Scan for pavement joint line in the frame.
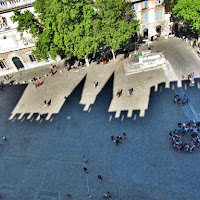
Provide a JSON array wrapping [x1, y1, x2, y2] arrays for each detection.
[[192, 49, 200, 60], [0, 184, 16, 188], [37, 163, 50, 198], [5, 156, 32, 160], [39, 194, 56, 199], [58, 191, 61, 200], [85, 173, 90, 196], [4, 156, 84, 165], [16, 159, 33, 196]]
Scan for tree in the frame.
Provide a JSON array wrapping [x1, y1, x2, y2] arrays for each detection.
[[11, 0, 139, 64], [95, 0, 139, 60], [68, 1, 100, 66], [11, 9, 42, 37], [172, 0, 200, 32], [12, 0, 100, 65]]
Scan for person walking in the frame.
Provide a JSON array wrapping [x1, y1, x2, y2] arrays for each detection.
[[128, 88, 134, 95], [103, 193, 108, 198], [116, 139, 119, 146], [64, 96, 69, 102], [116, 89, 122, 98], [43, 100, 47, 107], [88, 194, 92, 199], [98, 175, 102, 180], [37, 81, 41, 87], [123, 132, 127, 139], [107, 192, 112, 199], [93, 82, 98, 88], [47, 100, 51, 107], [182, 94, 189, 106], [83, 167, 88, 173], [111, 136, 114, 140], [83, 155, 88, 163], [2, 136, 7, 141]]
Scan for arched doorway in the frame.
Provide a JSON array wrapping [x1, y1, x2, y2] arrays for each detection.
[[156, 25, 161, 36], [12, 57, 24, 70], [143, 28, 148, 39]]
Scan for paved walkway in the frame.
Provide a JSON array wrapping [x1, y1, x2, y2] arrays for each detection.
[[1, 37, 200, 122], [0, 37, 200, 200]]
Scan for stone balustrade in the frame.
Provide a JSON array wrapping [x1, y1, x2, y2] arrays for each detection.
[[0, 0, 35, 12]]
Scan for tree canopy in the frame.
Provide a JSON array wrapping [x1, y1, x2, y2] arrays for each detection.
[[95, 0, 139, 60], [172, 0, 200, 32], [11, 0, 139, 65]]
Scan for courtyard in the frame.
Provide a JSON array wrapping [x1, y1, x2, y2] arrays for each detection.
[[0, 37, 200, 200]]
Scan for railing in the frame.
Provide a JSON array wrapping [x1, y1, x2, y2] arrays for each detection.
[[0, 0, 35, 12]]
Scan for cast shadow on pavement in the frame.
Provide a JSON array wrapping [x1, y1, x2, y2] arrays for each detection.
[[5, 74, 200, 123]]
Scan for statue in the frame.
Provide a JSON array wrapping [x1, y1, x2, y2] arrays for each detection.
[[0, 16, 8, 29]]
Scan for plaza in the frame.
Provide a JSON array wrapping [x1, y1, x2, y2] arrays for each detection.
[[0, 37, 200, 200]]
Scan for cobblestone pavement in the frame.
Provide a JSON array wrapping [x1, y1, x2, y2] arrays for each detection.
[[0, 37, 200, 200]]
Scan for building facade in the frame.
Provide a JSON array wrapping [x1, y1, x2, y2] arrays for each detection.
[[0, 0, 171, 76], [129, 0, 171, 39], [0, 0, 60, 76]]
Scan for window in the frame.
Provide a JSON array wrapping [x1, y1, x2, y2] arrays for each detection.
[[142, 12, 148, 24], [28, 54, 36, 62], [156, 0, 164, 5], [156, 9, 162, 21], [134, 3, 138, 10], [0, 61, 6, 69], [142, 0, 148, 9]]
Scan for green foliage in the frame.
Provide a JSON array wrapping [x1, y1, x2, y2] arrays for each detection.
[[95, 0, 139, 56], [172, 0, 200, 31], [11, 0, 139, 62], [11, 9, 42, 36]]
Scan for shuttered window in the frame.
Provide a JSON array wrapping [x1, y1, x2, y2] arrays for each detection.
[[28, 54, 36, 62], [142, 12, 148, 24], [0, 61, 6, 69], [156, 9, 162, 21]]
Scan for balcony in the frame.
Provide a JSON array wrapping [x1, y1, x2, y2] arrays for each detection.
[[0, 0, 35, 13]]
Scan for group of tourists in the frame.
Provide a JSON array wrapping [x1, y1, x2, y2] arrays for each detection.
[[181, 36, 199, 48], [43, 99, 51, 108], [169, 121, 200, 152], [181, 36, 200, 58], [174, 94, 189, 106], [116, 88, 134, 98], [111, 133, 127, 146]]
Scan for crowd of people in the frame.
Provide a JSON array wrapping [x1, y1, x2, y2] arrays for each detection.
[[111, 133, 127, 146], [181, 36, 200, 58], [169, 121, 200, 152]]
